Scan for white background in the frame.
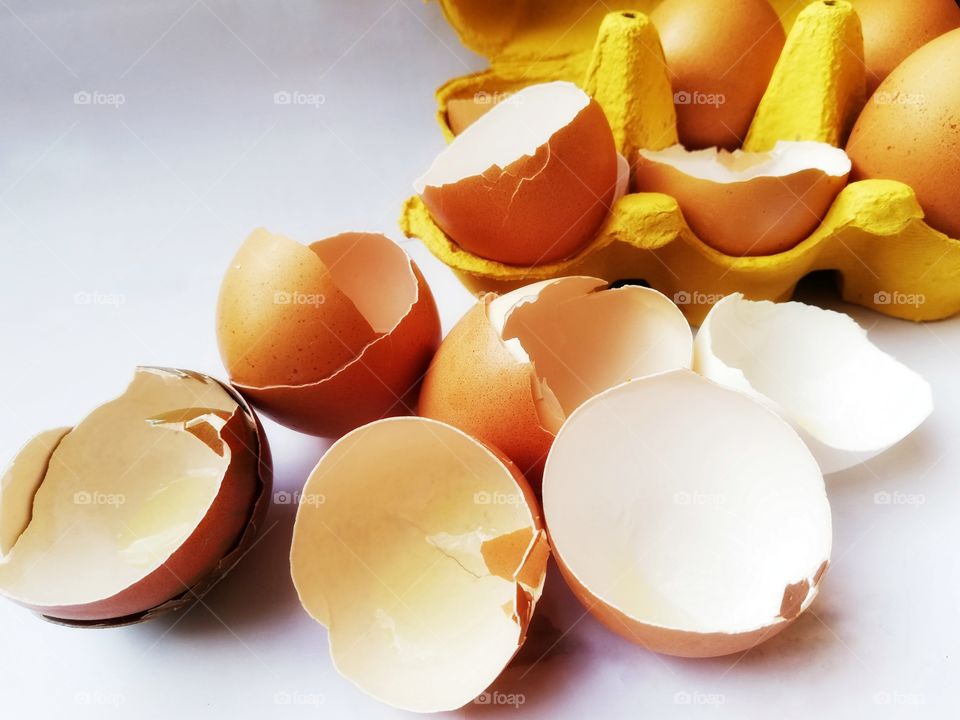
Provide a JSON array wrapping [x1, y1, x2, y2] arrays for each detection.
[[1, 1, 958, 718]]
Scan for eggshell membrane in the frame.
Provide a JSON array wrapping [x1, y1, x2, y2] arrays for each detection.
[[543, 370, 831, 657], [225, 231, 441, 438], [0, 368, 264, 622], [651, 0, 785, 150], [847, 28, 960, 240], [419, 276, 693, 481], [217, 228, 378, 388], [416, 81, 619, 266], [694, 294, 933, 474], [290, 417, 548, 713], [851, 0, 960, 95], [635, 140, 851, 256]]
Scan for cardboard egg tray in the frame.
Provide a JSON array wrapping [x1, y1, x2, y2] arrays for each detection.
[[400, 0, 960, 324]]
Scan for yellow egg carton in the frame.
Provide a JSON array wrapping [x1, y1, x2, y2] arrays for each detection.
[[400, 0, 960, 324]]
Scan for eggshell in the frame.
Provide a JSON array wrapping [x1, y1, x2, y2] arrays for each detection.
[[694, 294, 933, 474], [651, 0, 785, 150], [543, 369, 831, 657], [0, 367, 271, 625], [635, 140, 851, 255], [217, 230, 441, 437], [415, 81, 619, 265], [852, 0, 960, 95], [419, 277, 693, 481], [290, 417, 548, 713], [847, 28, 960, 240]]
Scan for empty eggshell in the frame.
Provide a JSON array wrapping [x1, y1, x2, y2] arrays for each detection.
[[543, 369, 831, 658], [414, 81, 620, 266], [217, 229, 441, 437], [635, 140, 851, 256], [290, 417, 549, 713], [0, 367, 271, 626], [694, 294, 933, 474], [418, 276, 693, 481]]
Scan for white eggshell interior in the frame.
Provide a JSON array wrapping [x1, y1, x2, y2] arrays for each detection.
[[0, 368, 239, 606], [544, 370, 831, 635], [488, 277, 693, 425], [414, 80, 590, 192], [638, 140, 851, 182], [290, 417, 547, 714], [694, 294, 934, 474]]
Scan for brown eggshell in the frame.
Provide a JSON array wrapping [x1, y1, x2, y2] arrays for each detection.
[[238, 261, 440, 438], [418, 83, 619, 266], [635, 142, 850, 256], [419, 299, 554, 481], [552, 551, 826, 657], [852, 0, 960, 95], [220, 231, 441, 437], [847, 27, 960, 240], [217, 229, 378, 388], [0, 368, 272, 626], [652, 0, 786, 150]]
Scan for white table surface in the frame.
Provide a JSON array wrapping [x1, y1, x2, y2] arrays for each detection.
[[1, 2, 957, 718]]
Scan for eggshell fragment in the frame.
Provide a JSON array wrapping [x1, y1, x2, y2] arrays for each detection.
[[415, 81, 619, 265], [544, 370, 831, 657], [217, 230, 441, 437], [419, 277, 693, 481], [635, 140, 851, 256], [290, 417, 548, 713], [0, 367, 271, 626], [694, 294, 933, 474]]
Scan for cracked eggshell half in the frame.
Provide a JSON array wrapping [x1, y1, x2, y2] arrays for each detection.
[[635, 140, 851, 256], [414, 81, 620, 266], [217, 229, 441, 438], [0, 367, 271, 626], [694, 294, 933, 474], [290, 417, 549, 713], [418, 276, 693, 481], [543, 369, 831, 657]]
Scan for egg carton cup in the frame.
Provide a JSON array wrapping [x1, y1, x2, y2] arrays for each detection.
[[401, 0, 960, 324]]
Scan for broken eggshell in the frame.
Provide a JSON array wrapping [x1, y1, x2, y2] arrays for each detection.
[[418, 276, 693, 481], [694, 294, 933, 474], [290, 417, 549, 713], [415, 81, 622, 266], [635, 141, 851, 256], [543, 369, 831, 657], [0, 367, 271, 627], [217, 229, 441, 438]]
